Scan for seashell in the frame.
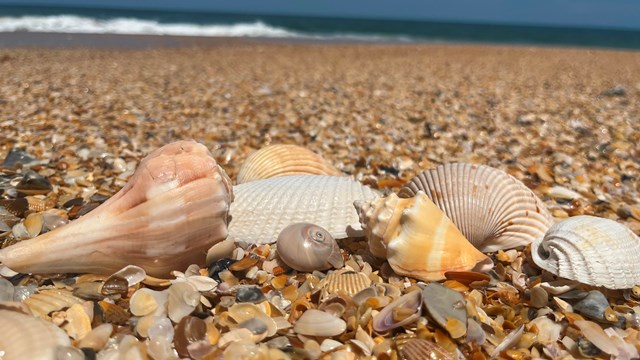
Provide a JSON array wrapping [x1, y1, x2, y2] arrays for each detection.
[[397, 338, 455, 360], [236, 144, 342, 184], [531, 215, 640, 289], [0, 140, 234, 277], [293, 309, 347, 336], [356, 192, 493, 281], [0, 309, 71, 359], [0, 196, 47, 217], [23, 289, 84, 319], [321, 270, 372, 296], [229, 175, 378, 244], [372, 289, 422, 332], [16, 171, 52, 195], [276, 222, 344, 272], [76, 323, 113, 351], [398, 163, 553, 252], [422, 283, 467, 338], [168, 281, 200, 323], [174, 316, 208, 358], [573, 290, 610, 322]]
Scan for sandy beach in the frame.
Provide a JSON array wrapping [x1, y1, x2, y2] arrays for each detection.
[[1, 38, 640, 358]]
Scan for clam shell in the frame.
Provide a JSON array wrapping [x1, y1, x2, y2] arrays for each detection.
[[397, 338, 455, 360], [276, 223, 344, 272], [229, 175, 379, 244], [236, 144, 342, 184], [0, 309, 71, 360], [0, 141, 234, 277], [321, 270, 372, 295], [293, 309, 347, 336], [531, 215, 640, 289], [399, 163, 553, 252], [356, 191, 493, 281], [372, 290, 422, 332], [23, 289, 84, 319]]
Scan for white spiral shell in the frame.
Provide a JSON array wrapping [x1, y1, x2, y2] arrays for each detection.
[[399, 162, 553, 252], [531, 215, 640, 289], [228, 175, 379, 244]]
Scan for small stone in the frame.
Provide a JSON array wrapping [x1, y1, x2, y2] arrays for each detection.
[[2, 147, 36, 168], [574, 290, 609, 322], [13, 284, 38, 302], [147, 316, 174, 342], [529, 287, 548, 308], [236, 286, 267, 303], [208, 258, 237, 281], [0, 278, 14, 301]]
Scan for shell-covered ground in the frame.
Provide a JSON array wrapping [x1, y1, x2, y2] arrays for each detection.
[[1, 41, 640, 359]]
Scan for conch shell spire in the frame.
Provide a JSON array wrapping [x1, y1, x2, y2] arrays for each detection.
[[0, 140, 233, 277]]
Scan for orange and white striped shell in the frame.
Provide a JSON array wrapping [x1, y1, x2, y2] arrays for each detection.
[[355, 191, 493, 282], [398, 163, 553, 252], [236, 144, 342, 184]]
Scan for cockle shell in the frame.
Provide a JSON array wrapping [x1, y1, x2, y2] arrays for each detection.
[[531, 215, 640, 289], [0, 309, 71, 360], [236, 144, 342, 184], [0, 140, 234, 277], [293, 309, 347, 336], [276, 223, 344, 272], [356, 191, 493, 281], [398, 162, 553, 252], [229, 175, 378, 244]]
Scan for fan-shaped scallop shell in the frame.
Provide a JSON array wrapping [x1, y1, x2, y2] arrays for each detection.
[[531, 215, 640, 289], [321, 270, 372, 295], [0, 309, 71, 360], [236, 144, 342, 184], [356, 191, 493, 281], [23, 289, 84, 319], [228, 175, 379, 244], [399, 162, 553, 252]]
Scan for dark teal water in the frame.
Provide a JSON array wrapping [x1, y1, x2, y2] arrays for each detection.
[[2, 5, 640, 49]]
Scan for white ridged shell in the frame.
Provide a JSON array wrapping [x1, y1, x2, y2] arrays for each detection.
[[0, 309, 71, 360], [236, 144, 342, 184], [228, 175, 379, 244], [531, 215, 640, 289], [399, 162, 553, 252]]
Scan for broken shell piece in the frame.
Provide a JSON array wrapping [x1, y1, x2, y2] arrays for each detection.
[[422, 283, 467, 338], [0, 309, 71, 359], [293, 309, 347, 336], [532, 216, 640, 289], [23, 289, 84, 319], [229, 175, 378, 244], [373, 289, 422, 332], [168, 281, 200, 322], [397, 338, 455, 360], [0, 140, 234, 277], [277, 223, 344, 272], [356, 191, 493, 281], [398, 163, 553, 252], [236, 144, 342, 184]]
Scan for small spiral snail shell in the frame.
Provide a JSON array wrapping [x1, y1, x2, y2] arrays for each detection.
[[276, 223, 344, 272]]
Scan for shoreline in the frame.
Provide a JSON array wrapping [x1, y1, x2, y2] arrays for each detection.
[[0, 32, 639, 53]]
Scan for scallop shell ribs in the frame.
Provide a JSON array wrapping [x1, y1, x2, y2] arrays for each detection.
[[531, 215, 640, 289], [0, 140, 233, 277], [228, 175, 379, 244], [236, 144, 342, 184], [356, 191, 493, 281], [399, 162, 553, 252]]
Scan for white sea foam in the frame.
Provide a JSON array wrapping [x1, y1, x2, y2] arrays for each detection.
[[0, 14, 412, 42], [0, 15, 299, 37]]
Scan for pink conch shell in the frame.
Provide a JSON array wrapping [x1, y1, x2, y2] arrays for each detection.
[[0, 140, 233, 277]]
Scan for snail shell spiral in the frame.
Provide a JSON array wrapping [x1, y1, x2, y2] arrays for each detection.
[[276, 223, 344, 272]]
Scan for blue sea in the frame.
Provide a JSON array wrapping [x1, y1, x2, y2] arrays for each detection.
[[1, 5, 640, 49]]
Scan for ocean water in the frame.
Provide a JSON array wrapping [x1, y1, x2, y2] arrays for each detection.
[[1, 5, 640, 49]]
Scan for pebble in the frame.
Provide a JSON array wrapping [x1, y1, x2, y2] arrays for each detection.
[[236, 286, 267, 303], [573, 290, 609, 322], [208, 258, 238, 281], [0, 278, 14, 301]]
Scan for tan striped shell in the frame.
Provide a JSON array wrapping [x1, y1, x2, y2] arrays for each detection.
[[236, 144, 342, 184], [399, 162, 553, 252], [228, 175, 379, 244], [397, 338, 455, 360], [321, 270, 372, 295]]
